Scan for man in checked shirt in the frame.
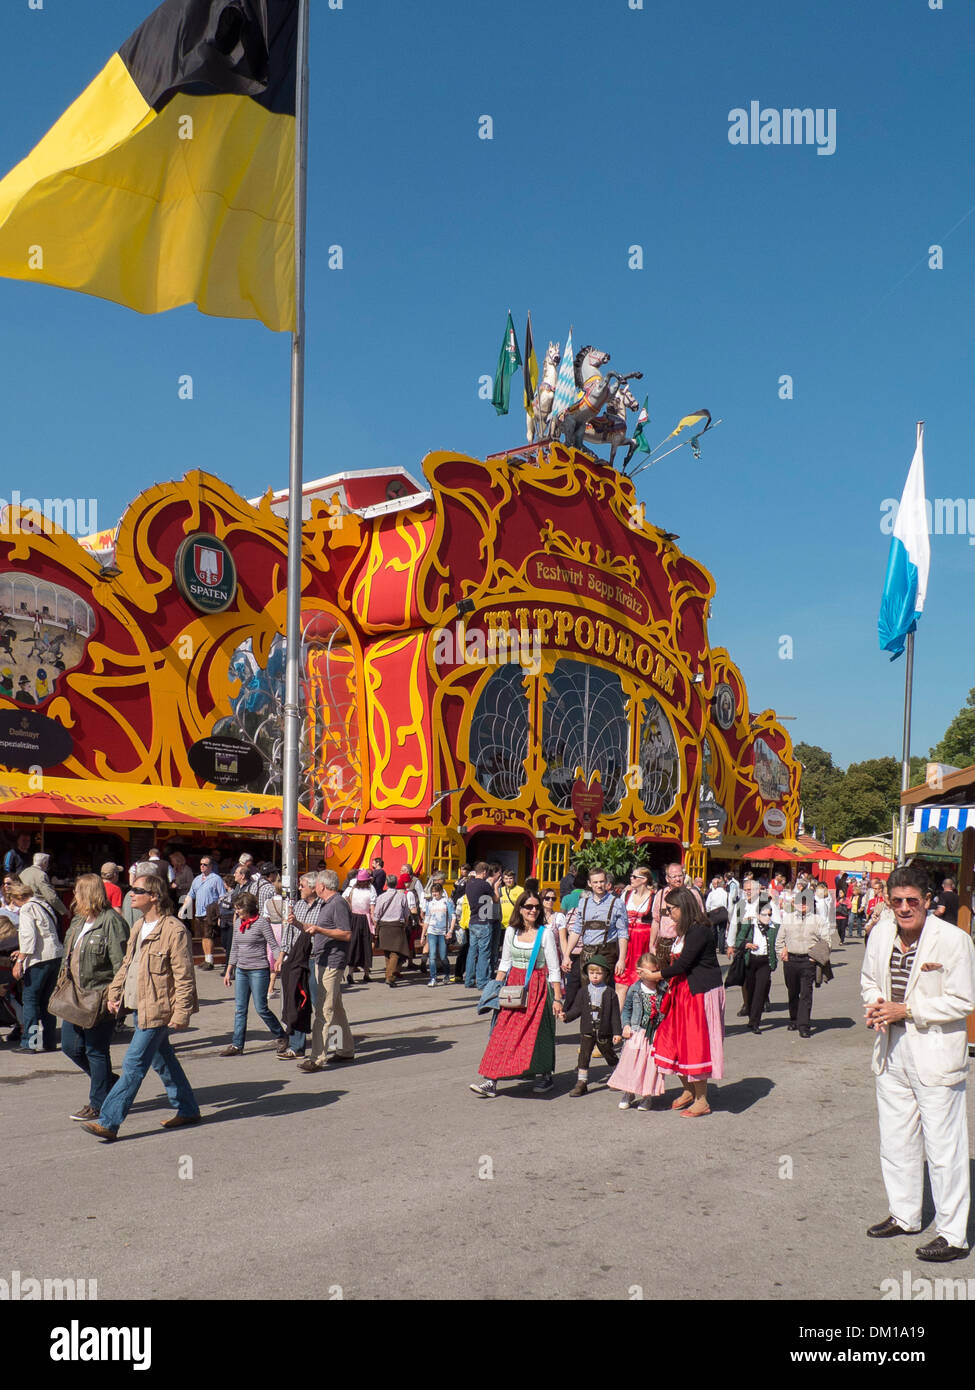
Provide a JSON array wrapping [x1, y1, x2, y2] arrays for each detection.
[[275, 874, 321, 1060]]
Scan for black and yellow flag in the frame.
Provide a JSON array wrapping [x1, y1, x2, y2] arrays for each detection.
[[0, 0, 298, 331]]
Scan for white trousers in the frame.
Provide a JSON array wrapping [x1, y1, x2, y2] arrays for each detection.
[[876, 1026, 970, 1248]]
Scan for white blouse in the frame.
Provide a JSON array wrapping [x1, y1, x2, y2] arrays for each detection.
[[499, 925, 562, 982]]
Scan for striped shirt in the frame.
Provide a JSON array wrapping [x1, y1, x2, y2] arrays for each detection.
[[890, 939, 917, 1003]]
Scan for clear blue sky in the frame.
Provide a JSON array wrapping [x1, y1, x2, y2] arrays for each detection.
[[0, 0, 970, 771]]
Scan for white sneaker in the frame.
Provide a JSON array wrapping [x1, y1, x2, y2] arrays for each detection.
[[426, 980, 437, 987], [469, 1080, 496, 1098], [636, 1097, 653, 1111], [532, 1075, 554, 1093], [618, 1093, 634, 1110]]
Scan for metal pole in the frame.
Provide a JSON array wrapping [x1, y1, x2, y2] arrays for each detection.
[[281, 0, 310, 896], [897, 629, 915, 865]]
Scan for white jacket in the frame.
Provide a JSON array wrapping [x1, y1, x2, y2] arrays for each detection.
[[860, 913, 975, 1087]]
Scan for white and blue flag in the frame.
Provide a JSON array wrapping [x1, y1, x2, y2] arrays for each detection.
[[878, 422, 930, 659], [550, 328, 580, 421]]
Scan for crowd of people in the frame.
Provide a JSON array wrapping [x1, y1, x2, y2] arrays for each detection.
[[4, 839, 972, 1266]]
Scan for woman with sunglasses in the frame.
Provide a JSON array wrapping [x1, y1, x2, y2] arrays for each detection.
[[470, 892, 563, 1098]]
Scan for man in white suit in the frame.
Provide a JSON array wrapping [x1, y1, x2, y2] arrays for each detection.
[[861, 864, 975, 1262]]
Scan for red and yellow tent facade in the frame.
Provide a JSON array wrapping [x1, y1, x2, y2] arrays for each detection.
[[0, 444, 800, 884]]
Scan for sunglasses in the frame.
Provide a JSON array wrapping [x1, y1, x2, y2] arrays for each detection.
[[521, 904, 541, 912], [130, 889, 151, 896], [891, 896, 923, 908], [542, 894, 555, 900]]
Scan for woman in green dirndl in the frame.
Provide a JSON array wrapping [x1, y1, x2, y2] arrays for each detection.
[[470, 892, 564, 1098]]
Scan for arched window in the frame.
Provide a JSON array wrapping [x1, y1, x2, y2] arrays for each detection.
[[470, 665, 530, 801], [541, 660, 628, 813], [637, 696, 680, 816]]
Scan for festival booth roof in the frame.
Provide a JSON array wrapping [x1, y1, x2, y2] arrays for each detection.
[[0, 773, 321, 832], [743, 844, 807, 863], [910, 805, 975, 834], [709, 835, 811, 860]]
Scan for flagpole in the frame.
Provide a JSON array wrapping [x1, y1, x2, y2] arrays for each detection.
[[282, 0, 310, 898], [897, 628, 915, 866]]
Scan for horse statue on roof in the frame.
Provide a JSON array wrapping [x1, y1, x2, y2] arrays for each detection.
[[584, 371, 644, 467], [527, 341, 561, 443], [553, 344, 611, 450]]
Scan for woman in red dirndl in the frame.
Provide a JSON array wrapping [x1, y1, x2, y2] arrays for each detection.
[[616, 866, 654, 1006], [648, 887, 725, 1118]]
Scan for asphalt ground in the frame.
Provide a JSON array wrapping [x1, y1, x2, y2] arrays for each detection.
[[3, 938, 974, 1304]]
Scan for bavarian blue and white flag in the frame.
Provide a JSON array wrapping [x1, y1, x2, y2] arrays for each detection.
[[878, 422, 930, 659], [550, 328, 580, 420]]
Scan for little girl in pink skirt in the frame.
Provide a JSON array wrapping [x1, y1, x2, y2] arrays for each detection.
[[608, 953, 667, 1111]]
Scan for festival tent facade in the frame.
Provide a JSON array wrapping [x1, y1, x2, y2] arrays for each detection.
[[0, 444, 800, 885]]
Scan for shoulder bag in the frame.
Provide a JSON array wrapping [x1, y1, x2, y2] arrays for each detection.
[[498, 928, 546, 1010]]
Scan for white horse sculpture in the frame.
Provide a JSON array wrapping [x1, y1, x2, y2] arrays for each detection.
[[554, 345, 611, 450], [528, 341, 561, 442], [584, 371, 644, 467]]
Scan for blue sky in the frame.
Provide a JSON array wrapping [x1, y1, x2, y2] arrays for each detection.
[[0, 0, 970, 770]]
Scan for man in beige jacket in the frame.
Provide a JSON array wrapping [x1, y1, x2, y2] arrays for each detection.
[[82, 873, 200, 1142]]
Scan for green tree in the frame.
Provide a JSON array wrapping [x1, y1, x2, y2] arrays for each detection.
[[793, 742, 843, 836], [929, 688, 975, 768], [575, 836, 649, 882], [820, 757, 901, 843]]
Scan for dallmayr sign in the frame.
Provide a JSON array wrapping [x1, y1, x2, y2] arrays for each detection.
[[175, 534, 237, 614]]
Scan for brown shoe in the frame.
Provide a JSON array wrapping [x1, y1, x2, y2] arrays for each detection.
[[297, 1059, 324, 1072], [160, 1113, 202, 1129], [568, 1081, 588, 1097], [69, 1104, 98, 1122], [275, 1036, 291, 1055], [80, 1121, 118, 1142], [219, 1045, 242, 1057]]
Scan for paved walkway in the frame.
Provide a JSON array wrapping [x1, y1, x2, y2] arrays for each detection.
[[3, 942, 971, 1300]]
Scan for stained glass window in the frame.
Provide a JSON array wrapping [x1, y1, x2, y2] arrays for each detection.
[[470, 665, 530, 800], [541, 660, 628, 813], [637, 695, 680, 816]]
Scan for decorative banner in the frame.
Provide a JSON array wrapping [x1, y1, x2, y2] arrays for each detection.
[[175, 533, 237, 614], [571, 772, 604, 826], [763, 806, 787, 835], [187, 736, 264, 789], [0, 708, 73, 769]]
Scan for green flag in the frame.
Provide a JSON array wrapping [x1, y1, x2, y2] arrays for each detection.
[[632, 397, 651, 453], [491, 310, 522, 415]]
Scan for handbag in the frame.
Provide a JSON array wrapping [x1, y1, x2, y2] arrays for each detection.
[[498, 928, 545, 1009], [49, 971, 107, 1028], [725, 948, 747, 989]]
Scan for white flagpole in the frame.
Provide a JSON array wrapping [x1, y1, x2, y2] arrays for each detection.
[[282, 0, 310, 897]]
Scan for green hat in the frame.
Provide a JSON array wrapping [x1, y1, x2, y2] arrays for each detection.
[[586, 954, 611, 971]]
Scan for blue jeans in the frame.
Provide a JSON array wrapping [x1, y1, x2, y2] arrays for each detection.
[[465, 924, 493, 989], [99, 1012, 198, 1131], [62, 1014, 117, 1110], [233, 967, 285, 1050], [20, 958, 59, 1050], [427, 934, 448, 980]]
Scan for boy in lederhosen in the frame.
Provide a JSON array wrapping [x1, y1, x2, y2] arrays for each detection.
[[562, 955, 622, 1096]]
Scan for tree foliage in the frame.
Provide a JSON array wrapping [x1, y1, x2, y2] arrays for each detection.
[[574, 836, 650, 882], [795, 742, 926, 844], [929, 688, 975, 768]]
